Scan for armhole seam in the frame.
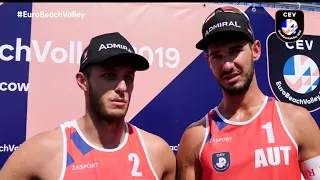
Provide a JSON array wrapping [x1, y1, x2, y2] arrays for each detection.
[[58, 124, 67, 180], [199, 114, 209, 163], [134, 126, 159, 180], [275, 101, 299, 151]]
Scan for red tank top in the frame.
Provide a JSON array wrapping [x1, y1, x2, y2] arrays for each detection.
[[200, 96, 302, 180], [57, 120, 158, 180]]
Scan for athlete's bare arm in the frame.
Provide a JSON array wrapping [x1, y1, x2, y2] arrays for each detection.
[[139, 129, 176, 180], [0, 128, 63, 180], [279, 102, 320, 171], [176, 118, 206, 180]]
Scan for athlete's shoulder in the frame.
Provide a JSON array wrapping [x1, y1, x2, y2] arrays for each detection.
[[0, 124, 63, 179], [176, 116, 208, 179], [133, 125, 176, 179], [181, 116, 207, 143], [177, 116, 208, 159], [187, 116, 207, 130], [134, 126, 173, 154], [277, 100, 313, 122], [12, 125, 63, 161], [277, 100, 318, 145]]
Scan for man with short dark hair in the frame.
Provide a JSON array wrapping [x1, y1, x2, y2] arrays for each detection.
[[0, 32, 176, 180], [177, 6, 320, 180]]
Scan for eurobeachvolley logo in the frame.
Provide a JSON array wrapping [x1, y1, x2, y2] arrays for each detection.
[[267, 33, 320, 112], [275, 10, 304, 43]]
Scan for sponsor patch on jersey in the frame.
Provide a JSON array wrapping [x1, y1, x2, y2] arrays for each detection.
[[212, 152, 231, 172]]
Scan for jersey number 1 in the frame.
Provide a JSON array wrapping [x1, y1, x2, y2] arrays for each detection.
[[128, 153, 143, 177], [262, 122, 275, 144]]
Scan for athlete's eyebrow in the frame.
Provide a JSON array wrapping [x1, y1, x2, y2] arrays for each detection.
[[209, 45, 244, 56], [101, 67, 135, 76], [101, 67, 117, 72], [229, 45, 244, 50]]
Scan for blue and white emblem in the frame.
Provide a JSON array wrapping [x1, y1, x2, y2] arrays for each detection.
[[212, 152, 231, 172]]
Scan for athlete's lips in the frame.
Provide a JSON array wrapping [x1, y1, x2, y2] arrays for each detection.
[[222, 72, 241, 79], [110, 99, 127, 106], [221, 71, 241, 84], [112, 99, 126, 103]]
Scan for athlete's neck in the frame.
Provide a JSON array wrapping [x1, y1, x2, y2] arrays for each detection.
[[77, 112, 127, 149], [218, 77, 266, 121]]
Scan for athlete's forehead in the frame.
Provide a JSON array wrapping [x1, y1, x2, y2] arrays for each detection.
[[207, 39, 249, 54], [90, 62, 136, 74]]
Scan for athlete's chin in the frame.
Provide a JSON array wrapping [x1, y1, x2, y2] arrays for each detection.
[[221, 81, 242, 89], [107, 109, 128, 118], [220, 82, 248, 94]]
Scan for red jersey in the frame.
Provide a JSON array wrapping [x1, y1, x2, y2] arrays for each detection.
[[58, 120, 158, 180], [199, 96, 302, 180]]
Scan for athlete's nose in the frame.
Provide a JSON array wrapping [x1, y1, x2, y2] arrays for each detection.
[[222, 61, 235, 73], [115, 80, 127, 93]]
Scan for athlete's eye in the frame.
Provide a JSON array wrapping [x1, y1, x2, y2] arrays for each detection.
[[104, 72, 117, 80], [124, 75, 134, 82], [230, 49, 241, 54]]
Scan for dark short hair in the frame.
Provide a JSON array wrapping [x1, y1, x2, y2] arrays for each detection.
[[81, 65, 92, 78]]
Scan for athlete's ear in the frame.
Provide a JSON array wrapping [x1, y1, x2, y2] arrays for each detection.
[[252, 40, 261, 62], [76, 71, 89, 92]]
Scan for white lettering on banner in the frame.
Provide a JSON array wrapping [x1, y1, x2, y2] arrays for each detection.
[[285, 40, 313, 50], [132, 46, 180, 68], [18, 10, 85, 19], [276, 81, 320, 105], [277, 30, 302, 41], [0, 38, 180, 68], [0, 144, 20, 152], [0, 38, 83, 64], [0, 82, 29, 92], [170, 144, 179, 151], [283, 12, 296, 18], [205, 21, 241, 36]]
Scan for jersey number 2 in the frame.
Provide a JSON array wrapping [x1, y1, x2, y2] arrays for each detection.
[[262, 122, 275, 144], [128, 153, 143, 177]]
